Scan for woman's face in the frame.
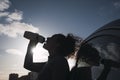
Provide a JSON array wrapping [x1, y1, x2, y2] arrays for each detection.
[[43, 35, 60, 51]]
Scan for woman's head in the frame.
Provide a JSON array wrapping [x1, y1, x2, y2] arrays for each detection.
[[43, 33, 78, 56], [77, 44, 101, 66]]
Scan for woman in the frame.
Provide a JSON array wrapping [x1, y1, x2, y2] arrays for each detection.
[[70, 43, 118, 80], [70, 44, 101, 80], [24, 33, 78, 80]]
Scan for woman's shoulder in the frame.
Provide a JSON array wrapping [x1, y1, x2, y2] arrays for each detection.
[[54, 56, 67, 63]]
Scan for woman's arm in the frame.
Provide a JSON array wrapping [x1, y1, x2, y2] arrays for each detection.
[[97, 59, 112, 80], [24, 40, 46, 72]]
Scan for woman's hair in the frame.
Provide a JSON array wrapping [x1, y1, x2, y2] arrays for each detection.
[[52, 33, 82, 56]]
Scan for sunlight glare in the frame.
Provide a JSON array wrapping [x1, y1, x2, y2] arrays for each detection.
[[32, 43, 49, 62], [68, 58, 76, 70]]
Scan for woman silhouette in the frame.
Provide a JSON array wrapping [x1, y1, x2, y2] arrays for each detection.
[[70, 44, 101, 80], [70, 43, 120, 80], [24, 33, 78, 80]]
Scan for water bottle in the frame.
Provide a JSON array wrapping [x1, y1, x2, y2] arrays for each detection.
[[24, 31, 45, 43]]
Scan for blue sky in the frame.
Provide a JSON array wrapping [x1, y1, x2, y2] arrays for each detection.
[[0, 0, 120, 80]]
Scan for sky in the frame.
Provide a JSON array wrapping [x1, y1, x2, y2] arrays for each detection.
[[0, 0, 120, 80]]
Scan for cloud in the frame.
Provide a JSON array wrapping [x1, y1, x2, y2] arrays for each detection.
[[113, 1, 120, 8], [7, 10, 23, 22], [0, 0, 10, 11], [0, 12, 9, 17], [6, 49, 24, 56], [0, 21, 39, 37], [0, 0, 40, 38]]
